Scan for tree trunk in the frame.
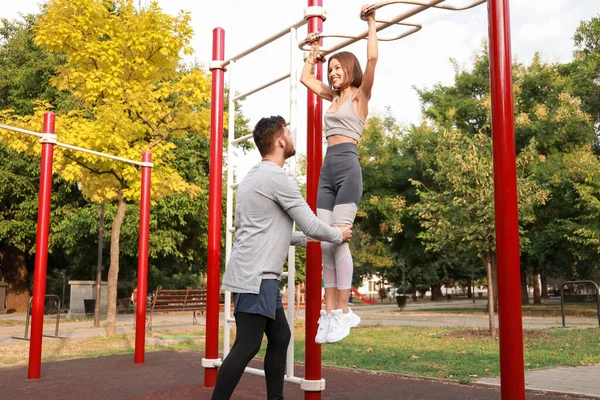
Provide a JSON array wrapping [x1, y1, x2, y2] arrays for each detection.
[[491, 252, 498, 312], [467, 278, 472, 299], [521, 267, 529, 305], [411, 284, 418, 302], [541, 275, 548, 299], [533, 261, 542, 305], [105, 196, 127, 336], [482, 252, 496, 336], [1, 246, 31, 312], [430, 283, 443, 301]]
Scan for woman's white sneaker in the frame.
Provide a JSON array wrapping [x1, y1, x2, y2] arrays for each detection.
[[348, 307, 361, 328], [315, 310, 331, 344], [326, 309, 352, 343]]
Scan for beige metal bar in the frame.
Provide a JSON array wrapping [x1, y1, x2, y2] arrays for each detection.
[[233, 73, 290, 102], [221, 17, 308, 68], [361, 0, 487, 19]]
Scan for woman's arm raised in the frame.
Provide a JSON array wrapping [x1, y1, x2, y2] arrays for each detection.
[[300, 34, 335, 102]]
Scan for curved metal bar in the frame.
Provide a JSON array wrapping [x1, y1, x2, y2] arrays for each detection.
[[373, 20, 422, 41], [360, 0, 487, 20], [560, 280, 600, 328], [13, 295, 64, 341], [301, 0, 449, 55], [298, 21, 421, 50]]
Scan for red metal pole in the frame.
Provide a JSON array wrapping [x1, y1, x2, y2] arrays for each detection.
[[135, 151, 152, 364], [487, 0, 525, 398], [27, 112, 55, 379], [305, 1, 324, 399], [204, 27, 225, 388]]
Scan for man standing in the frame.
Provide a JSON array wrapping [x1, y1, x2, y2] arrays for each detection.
[[211, 116, 352, 400]]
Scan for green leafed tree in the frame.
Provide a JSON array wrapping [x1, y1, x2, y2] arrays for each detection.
[[410, 130, 548, 334], [0, 0, 214, 335]]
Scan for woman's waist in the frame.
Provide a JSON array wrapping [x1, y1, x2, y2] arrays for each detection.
[[325, 140, 359, 156], [326, 134, 359, 146], [325, 128, 361, 143]]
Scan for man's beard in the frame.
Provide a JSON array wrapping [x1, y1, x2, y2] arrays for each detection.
[[284, 142, 296, 158]]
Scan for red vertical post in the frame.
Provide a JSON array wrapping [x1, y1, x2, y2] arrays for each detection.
[[305, 1, 324, 399], [27, 112, 55, 379], [204, 27, 225, 388], [135, 151, 152, 364], [487, 0, 525, 399]]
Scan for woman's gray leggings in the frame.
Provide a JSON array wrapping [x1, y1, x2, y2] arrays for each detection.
[[317, 142, 362, 291]]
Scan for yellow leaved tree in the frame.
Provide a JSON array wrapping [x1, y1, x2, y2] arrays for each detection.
[[0, 0, 213, 335]]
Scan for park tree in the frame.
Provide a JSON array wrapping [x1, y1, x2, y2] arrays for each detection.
[[354, 113, 406, 284], [0, 14, 76, 116], [0, 0, 213, 335], [416, 46, 597, 303], [565, 15, 600, 133], [557, 146, 600, 270], [410, 130, 548, 334], [0, 14, 91, 311]]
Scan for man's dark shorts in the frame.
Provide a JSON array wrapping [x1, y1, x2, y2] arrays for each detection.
[[233, 279, 282, 320]]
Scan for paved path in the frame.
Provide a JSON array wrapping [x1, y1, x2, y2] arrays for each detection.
[[477, 364, 600, 399], [0, 351, 593, 400], [2, 299, 599, 398]]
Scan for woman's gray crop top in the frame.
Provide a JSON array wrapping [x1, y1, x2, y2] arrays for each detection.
[[324, 95, 365, 142]]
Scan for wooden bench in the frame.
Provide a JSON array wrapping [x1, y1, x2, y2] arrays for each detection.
[[147, 286, 223, 330]]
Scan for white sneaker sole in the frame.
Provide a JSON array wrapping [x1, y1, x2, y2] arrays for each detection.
[[350, 313, 360, 328], [315, 334, 328, 344], [326, 327, 350, 343]]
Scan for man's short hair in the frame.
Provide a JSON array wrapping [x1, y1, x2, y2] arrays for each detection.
[[253, 115, 286, 156]]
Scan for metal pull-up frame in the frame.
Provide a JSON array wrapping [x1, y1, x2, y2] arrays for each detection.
[[205, 1, 524, 399], [1, 115, 153, 379], [202, 15, 306, 391]]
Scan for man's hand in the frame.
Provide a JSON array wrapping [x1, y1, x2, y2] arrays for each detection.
[[336, 225, 353, 243]]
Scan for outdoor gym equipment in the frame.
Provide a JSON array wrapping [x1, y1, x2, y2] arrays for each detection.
[[0, 115, 153, 379], [203, 0, 526, 399], [11, 295, 66, 341]]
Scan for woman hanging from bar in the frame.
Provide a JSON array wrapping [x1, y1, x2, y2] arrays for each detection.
[[300, 4, 378, 344]]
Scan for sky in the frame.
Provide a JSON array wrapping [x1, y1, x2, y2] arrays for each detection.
[[2, 0, 599, 179]]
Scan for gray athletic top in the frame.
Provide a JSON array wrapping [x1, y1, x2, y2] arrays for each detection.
[[324, 95, 365, 142], [221, 161, 343, 294]]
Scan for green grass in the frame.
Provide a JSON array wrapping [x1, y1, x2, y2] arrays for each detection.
[[395, 303, 599, 318], [257, 325, 600, 383], [2, 322, 599, 384], [0, 320, 23, 327], [0, 316, 95, 328]]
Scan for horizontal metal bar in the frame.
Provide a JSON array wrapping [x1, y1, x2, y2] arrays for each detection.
[[226, 317, 235, 323], [57, 142, 153, 168], [244, 366, 303, 385], [233, 73, 290, 102], [211, 361, 301, 385], [0, 123, 44, 138], [231, 133, 253, 145], [221, 18, 308, 68], [0, 124, 153, 167]]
